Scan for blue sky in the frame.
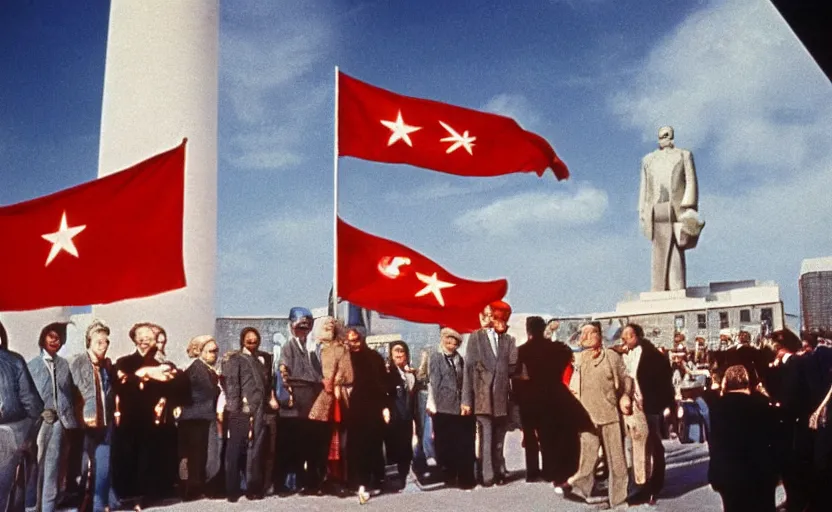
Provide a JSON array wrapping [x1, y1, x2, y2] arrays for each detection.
[[2, 0, 831, 320]]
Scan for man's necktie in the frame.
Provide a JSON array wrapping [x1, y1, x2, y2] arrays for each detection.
[[47, 358, 59, 410], [92, 363, 104, 426]]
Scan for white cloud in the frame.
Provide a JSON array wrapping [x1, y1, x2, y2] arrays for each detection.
[[611, 0, 832, 177], [383, 179, 503, 204], [220, 1, 334, 171], [482, 94, 542, 131], [453, 184, 609, 236]]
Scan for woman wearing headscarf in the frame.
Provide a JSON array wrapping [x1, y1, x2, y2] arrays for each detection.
[[178, 335, 221, 501], [384, 340, 417, 490], [307, 316, 353, 496]]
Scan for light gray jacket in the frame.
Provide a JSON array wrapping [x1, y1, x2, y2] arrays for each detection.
[[27, 352, 78, 429]]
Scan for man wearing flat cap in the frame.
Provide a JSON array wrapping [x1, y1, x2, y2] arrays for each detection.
[[427, 327, 476, 490], [462, 300, 518, 487]]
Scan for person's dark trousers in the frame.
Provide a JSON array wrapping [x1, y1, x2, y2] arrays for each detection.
[[346, 420, 385, 491], [260, 413, 278, 493], [158, 423, 179, 499], [178, 420, 210, 500], [224, 412, 265, 500], [275, 417, 302, 492], [718, 485, 776, 512], [786, 423, 814, 512], [301, 419, 331, 491], [385, 419, 414, 483], [549, 422, 580, 485], [645, 414, 666, 496], [519, 406, 543, 480], [433, 413, 476, 489], [64, 428, 86, 502], [113, 425, 165, 507]]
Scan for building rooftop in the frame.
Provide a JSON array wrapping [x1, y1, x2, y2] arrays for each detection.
[[800, 256, 832, 276], [593, 280, 781, 319]]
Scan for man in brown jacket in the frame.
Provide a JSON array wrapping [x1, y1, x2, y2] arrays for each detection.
[[568, 321, 632, 510]]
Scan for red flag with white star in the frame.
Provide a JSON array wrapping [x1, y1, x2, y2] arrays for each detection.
[[0, 141, 187, 311], [337, 217, 507, 332], [337, 71, 569, 180]]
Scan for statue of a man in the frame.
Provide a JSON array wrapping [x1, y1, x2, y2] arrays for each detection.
[[638, 126, 704, 291]]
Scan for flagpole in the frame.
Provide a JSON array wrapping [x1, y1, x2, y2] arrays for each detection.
[[332, 65, 340, 321]]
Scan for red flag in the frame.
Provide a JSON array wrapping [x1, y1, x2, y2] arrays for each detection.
[[0, 141, 187, 311], [337, 217, 507, 332], [338, 71, 569, 180]]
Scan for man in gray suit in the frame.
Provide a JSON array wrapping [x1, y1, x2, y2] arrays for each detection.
[[221, 327, 269, 502], [27, 322, 79, 512], [462, 301, 517, 487]]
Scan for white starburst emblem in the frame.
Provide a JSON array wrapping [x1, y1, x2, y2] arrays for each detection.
[[439, 121, 476, 155]]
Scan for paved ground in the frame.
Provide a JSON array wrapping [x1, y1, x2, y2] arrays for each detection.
[[145, 431, 783, 511]]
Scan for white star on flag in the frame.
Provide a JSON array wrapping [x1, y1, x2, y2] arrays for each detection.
[[414, 271, 456, 307], [380, 110, 422, 147], [439, 121, 476, 155], [41, 211, 87, 267]]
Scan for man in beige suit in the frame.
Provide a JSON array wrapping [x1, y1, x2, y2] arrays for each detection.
[[568, 322, 632, 510]]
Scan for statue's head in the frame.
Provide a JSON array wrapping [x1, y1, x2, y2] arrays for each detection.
[[658, 126, 674, 149]]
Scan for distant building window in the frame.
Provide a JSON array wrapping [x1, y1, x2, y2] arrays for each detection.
[[740, 309, 751, 323], [719, 312, 729, 329], [674, 315, 685, 330], [697, 314, 707, 329], [761, 308, 773, 322]]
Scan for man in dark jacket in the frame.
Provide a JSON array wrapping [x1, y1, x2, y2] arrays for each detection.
[[761, 329, 808, 512], [1, 321, 44, 512], [708, 365, 778, 512], [345, 327, 390, 504], [221, 327, 269, 502], [621, 323, 675, 506], [514, 316, 581, 484]]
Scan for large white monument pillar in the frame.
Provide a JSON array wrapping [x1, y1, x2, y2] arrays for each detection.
[[93, 0, 219, 363]]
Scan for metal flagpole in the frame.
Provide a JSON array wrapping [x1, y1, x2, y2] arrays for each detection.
[[332, 65, 340, 321]]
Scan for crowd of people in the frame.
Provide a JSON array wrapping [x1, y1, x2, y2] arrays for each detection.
[[2, 305, 832, 511]]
